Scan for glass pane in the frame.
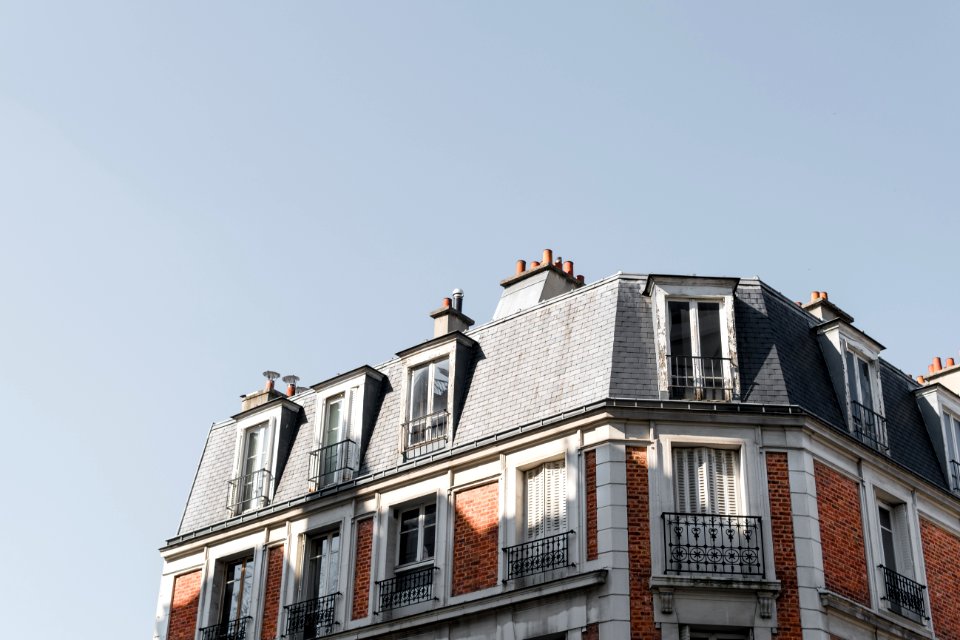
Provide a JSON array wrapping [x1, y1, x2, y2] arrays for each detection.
[[432, 359, 449, 414], [240, 560, 253, 617], [859, 359, 873, 408], [324, 397, 342, 444], [244, 429, 262, 475], [328, 534, 340, 594], [878, 507, 897, 571], [410, 366, 430, 420], [669, 301, 692, 356], [398, 508, 420, 564], [697, 303, 722, 360], [422, 504, 436, 559], [845, 352, 858, 404]]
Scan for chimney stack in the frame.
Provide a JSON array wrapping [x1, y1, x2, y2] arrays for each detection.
[[921, 350, 960, 395], [282, 375, 300, 397], [802, 289, 853, 323], [240, 371, 284, 412], [493, 248, 585, 320], [430, 289, 474, 338]]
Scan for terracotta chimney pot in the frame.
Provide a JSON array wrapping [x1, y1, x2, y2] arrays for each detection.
[[563, 261, 574, 275], [516, 259, 526, 275], [442, 297, 451, 309], [947, 358, 956, 367], [810, 291, 819, 303], [529, 261, 540, 270], [542, 249, 553, 265], [933, 357, 943, 372]]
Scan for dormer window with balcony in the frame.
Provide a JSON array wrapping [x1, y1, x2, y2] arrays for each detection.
[[396, 297, 477, 461], [226, 372, 302, 517], [914, 367, 960, 496], [645, 276, 740, 402], [308, 365, 383, 492], [845, 349, 887, 453]]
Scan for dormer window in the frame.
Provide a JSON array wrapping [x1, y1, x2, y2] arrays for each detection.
[[310, 391, 359, 490], [943, 411, 960, 493], [230, 423, 272, 515], [843, 348, 888, 453], [645, 276, 740, 402], [404, 358, 449, 457]]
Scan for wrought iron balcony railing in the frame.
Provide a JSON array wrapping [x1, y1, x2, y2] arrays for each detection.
[[376, 566, 437, 612], [227, 468, 272, 516], [879, 565, 926, 619], [283, 593, 339, 639], [308, 440, 358, 490], [663, 512, 763, 575], [850, 401, 889, 454], [667, 355, 735, 401], [199, 617, 252, 640], [950, 459, 960, 494], [401, 410, 448, 458], [503, 530, 573, 581]]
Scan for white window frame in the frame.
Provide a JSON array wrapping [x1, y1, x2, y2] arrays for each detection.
[[395, 502, 437, 570], [399, 345, 455, 456], [671, 446, 742, 516], [942, 409, 960, 492], [648, 279, 739, 401], [524, 459, 567, 541], [301, 528, 341, 602]]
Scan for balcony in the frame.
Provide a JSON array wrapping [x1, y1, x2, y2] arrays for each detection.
[[401, 410, 448, 458], [667, 355, 735, 401], [377, 566, 437, 612], [850, 401, 889, 454], [504, 531, 573, 581], [951, 459, 960, 494], [879, 565, 926, 619], [283, 593, 339, 639], [227, 469, 272, 516], [663, 513, 763, 576], [308, 440, 358, 490], [200, 617, 251, 640]]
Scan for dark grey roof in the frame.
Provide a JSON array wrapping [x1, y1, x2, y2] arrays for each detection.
[[174, 273, 950, 536]]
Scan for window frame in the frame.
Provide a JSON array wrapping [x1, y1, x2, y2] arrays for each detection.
[[647, 278, 739, 401], [395, 502, 437, 570], [218, 554, 255, 626]]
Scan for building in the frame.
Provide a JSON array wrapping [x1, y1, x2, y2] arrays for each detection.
[[155, 251, 960, 640]]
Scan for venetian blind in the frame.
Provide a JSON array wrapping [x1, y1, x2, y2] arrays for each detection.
[[525, 461, 567, 540]]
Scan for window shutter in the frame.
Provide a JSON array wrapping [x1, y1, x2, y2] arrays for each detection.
[[713, 449, 739, 516], [674, 448, 695, 514], [526, 466, 544, 540], [544, 461, 567, 536], [673, 447, 740, 515], [892, 505, 915, 579]]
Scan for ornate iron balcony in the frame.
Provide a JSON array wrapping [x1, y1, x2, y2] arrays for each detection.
[[879, 565, 926, 619], [308, 440, 358, 490], [227, 469, 272, 516], [283, 593, 339, 639], [376, 566, 437, 612], [667, 355, 735, 401], [401, 410, 448, 458], [850, 401, 889, 454], [503, 531, 573, 581], [663, 512, 763, 575], [199, 617, 251, 640], [950, 459, 960, 494]]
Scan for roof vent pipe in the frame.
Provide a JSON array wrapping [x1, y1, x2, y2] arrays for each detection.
[[452, 288, 464, 313], [262, 370, 280, 392], [282, 374, 300, 397]]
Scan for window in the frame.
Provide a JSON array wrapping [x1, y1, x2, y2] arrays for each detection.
[[285, 532, 340, 640], [310, 393, 358, 489], [397, 503, 436, 567], [845, 351, 888, 452], [667, 300, 731, 400], [525, 461, 567, 540], [876, 502, 926, 619], [201, 556, 255, 640], [665, 448, 761, 576], [944, 412, 960, 492], [504, 461, 572, 581], [230, 424, 271, 514], [403, 359, 449, 456], [673, 447, 739, 515]]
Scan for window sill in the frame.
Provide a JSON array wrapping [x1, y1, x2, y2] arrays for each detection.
[[819, 590, 932, 640]]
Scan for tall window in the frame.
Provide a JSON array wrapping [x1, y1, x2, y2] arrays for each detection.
[[946, 412, 960, 491], [525, 461, 567, 540], [409, 359, 449, 421], [239, 424, 268, 511], [220, 556, 255, 625], [845, 351, 876, 410], [667, 301, 727, 400], [673, 447, 739, 515], [323, 395, 344, 448], [397, 503, 436, 567], [305, 531, 340, 599]]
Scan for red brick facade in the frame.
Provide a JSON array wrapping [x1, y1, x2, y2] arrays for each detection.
[[167, 569, 202, 640], [626, 447, 658, 640], [260, 545, 285, 640], [582, 622, 599, 640], [452, 482, 500, 596], [585, 449, 598, 561], [921, 517, 960, 640], [814, 460, 870, 606], [766, 452, 802, 640], [351, 517, 374, 620]]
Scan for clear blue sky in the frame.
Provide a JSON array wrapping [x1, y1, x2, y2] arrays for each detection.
[[0, 2, 956, 638]]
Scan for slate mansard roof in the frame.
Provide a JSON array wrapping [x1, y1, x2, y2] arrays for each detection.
[[174, 273, 945, 539]]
